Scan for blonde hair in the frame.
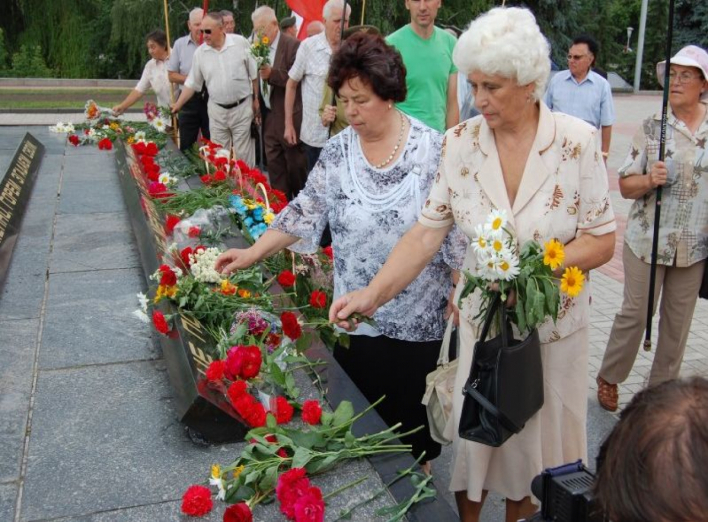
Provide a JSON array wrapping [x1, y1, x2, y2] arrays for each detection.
[[454, 7, 551, 101]]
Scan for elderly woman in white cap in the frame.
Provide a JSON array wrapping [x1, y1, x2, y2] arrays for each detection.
[[331, 7, 616, 521], [596, 45, 708, 412]]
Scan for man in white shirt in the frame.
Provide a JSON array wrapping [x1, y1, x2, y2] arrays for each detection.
[[283, 0, 350, 171], [172, 12, 259, 166]]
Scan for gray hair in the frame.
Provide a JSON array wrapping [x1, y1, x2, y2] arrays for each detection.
[[188, 7, 204, 23], [252, 5, 277, 24], [220, 10, 234, 19], [453, 7, 551, 101], [323, 0, 351, 20], [205, 11, 224, 26]]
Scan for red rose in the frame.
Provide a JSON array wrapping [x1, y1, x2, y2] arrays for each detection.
[[145, 142, 159, 156], [301, 400, 322, 425], [277, 270, 296, 288], [223, 503, 253, 522], [180, 485, 213, 517], [322, 246, 333, 260], [158, 264, 177, 286], [68, 134, 80, 146], [227, 380, 247, 403], [309, 290, 327, 309], [205, 360, 225, 382], [98, 138, 113, 150], [293, 486, 325, 522], [280, 311, 302, 340], [274, 396, 294, 424], [152, 310, 170, 334], [165, 215, 180, 234]]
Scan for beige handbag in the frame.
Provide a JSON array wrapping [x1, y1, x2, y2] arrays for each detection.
[[421, 315, 457, 445]]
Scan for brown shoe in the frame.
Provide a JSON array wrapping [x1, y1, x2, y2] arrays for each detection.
[[596, 376, 618, 412]]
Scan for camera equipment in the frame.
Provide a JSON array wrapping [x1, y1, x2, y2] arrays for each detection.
[[524, 460, 606, 522]]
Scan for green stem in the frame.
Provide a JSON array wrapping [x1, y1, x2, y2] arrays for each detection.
[[322, 475, 369, 501]]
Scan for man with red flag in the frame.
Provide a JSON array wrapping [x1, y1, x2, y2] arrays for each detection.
[[283, 0, 350, 172]]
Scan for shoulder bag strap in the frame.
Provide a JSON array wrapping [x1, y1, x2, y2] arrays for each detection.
[[464, 380, 522, 433]]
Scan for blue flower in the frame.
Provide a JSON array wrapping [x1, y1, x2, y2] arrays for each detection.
[[229, 195, 248, 217]]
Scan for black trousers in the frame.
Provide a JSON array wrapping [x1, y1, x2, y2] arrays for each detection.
[[178, 96, 210, 151], [334, 334, 443, 461]]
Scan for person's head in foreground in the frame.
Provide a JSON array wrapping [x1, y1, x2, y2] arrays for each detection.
[[656, 45, 708, 110], [453, 7, 550, 130], [595, 376, 708, 522], [327, 33, 406, 139]]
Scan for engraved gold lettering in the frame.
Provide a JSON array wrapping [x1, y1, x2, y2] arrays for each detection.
[[188, 341, 213, 374], [180, 313, 207, 342]]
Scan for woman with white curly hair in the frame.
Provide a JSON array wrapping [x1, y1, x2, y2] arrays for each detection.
[[330, 7, 616, 521]]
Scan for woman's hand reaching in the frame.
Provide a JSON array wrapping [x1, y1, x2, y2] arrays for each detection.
[[329, 288, 380, 330], [214, 248, 258, 275]]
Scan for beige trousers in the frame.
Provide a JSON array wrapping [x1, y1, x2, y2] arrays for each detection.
[[207, 99, 255, 167], [599, 242, 705, 387]]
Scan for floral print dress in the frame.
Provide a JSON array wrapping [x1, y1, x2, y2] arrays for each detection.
[[272, 116, 466, 342], [419, 104, 616, 502]]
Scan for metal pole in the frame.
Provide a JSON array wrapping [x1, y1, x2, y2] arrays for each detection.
[[361, 0, 366, 25], [633, 0, 648, 92], [163, 0, 179, 145], [644, 0, 675, 351]]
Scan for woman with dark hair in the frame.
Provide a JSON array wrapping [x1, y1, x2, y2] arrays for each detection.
[[113, 30, 172, 114], [595, 377, 708, 522], [216, 32, 465, 470]]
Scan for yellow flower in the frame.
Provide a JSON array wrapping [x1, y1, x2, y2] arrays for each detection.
[[560, 266, 585, 297], [238, 288, 252, 298], [262, 36, 270, 45], [211, 464, 221, 479], [127, 136, 135, 144], [233, 465, 245, 479], [263, 212, 274, 225], [110, 122, 120, 131], [543, 239, 565, 270]]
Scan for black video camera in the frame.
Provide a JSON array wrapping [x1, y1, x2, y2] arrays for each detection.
[[524, 460, 606, 522]]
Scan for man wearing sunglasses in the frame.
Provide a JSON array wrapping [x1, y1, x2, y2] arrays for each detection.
[[544, 34, 615, 164], [172, 11, 258, 166]]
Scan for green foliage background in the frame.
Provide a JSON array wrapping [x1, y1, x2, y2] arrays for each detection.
[[0, 0, 706, 89]]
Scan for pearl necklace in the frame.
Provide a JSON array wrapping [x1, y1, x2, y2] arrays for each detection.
[[371, 111, 406, 169]]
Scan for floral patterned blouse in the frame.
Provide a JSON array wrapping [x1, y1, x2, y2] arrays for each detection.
[[419, 103, 616, 344], [272, 116, 467, 342], [620, 102, 708, 267]]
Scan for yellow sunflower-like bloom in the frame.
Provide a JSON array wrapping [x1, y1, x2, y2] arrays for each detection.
[[110, 122, 120, 131], [263, 212, 275, 225], [262, 36, 270, 45], [560, 266, 585, 297], [127, 136, 135, 144], [543, 239, 565, 270]]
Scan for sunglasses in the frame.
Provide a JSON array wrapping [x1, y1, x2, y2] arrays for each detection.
[[567, 54, 588, 61], [200, 29, 212, 35]]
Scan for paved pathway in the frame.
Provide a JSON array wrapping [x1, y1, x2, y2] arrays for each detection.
[[1, 94, 706, 521]]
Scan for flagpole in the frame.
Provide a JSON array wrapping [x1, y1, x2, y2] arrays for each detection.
[[361, 0, 366, 25], [644, 0, 675, 351], [163, 0, 179, 146]]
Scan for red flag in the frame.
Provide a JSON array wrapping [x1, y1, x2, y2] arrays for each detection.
[[200, 0, 209, 44], [286, 0, 327, 40]]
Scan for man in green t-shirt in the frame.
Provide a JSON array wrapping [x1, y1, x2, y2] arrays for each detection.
[[386, 0, 459, 132]]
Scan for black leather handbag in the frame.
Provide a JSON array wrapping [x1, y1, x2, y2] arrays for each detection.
[[458, 293, 544, 447]]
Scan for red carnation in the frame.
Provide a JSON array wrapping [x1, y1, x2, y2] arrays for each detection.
[[322, 246, 333, 260], [165, 214, 180, 234], [152, 310, 170, 334], [158, 264, 177, 286], [280, 311, 302, 340], [309, 290, 327, 309], [205, 360, 225, 382], [246, 403, 267, 427], [200, 174, 213, 185], [188, 226, 201, 238], [98, 138, 113, 150], [213, 169, 227, 182], [293, 486, 325, 522], [145, 142, 159, 156], [227, 380, 248, 403], [301, 400, 322, 425], [223, 503, 253, 522], [180, 485, 213, 517], [68, 134, 80, 146], [132, 142, 147, 154], [224, 346, 243, 381], [236, 159, 250, 174], [274, 396, 294, 424], [239, 345, 262, 379], [214, 156, 228, 167], [180, 247, 193, 268], [277, 468, 312, 520], [277, 270, 296, 288], [145, 163, 160, 182]]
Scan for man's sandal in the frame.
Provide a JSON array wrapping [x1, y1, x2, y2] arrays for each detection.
[[596, 376, 618, 412]]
